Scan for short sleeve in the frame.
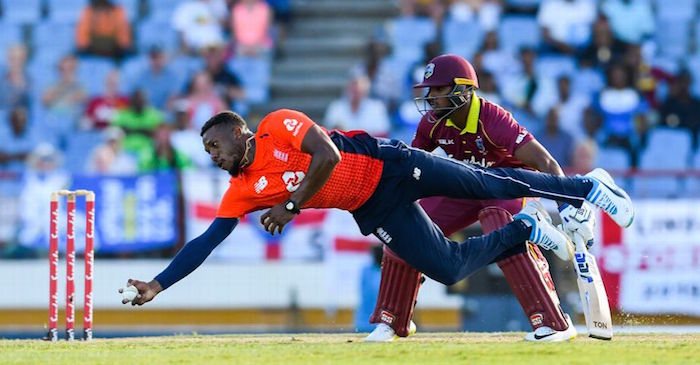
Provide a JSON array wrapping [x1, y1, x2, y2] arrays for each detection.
[[259, 109, 316, 150], [216, 182, 254, 218], [483, 104, 534, 156], [411, 115, 438, 152]]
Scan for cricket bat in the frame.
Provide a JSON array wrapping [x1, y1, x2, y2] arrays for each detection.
[[572, 232, 613, 340]]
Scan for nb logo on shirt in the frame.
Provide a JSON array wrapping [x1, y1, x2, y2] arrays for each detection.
[[254, 176, 268, 194], [282, 171, 305, 192]]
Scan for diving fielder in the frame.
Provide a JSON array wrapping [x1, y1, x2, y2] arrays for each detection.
[[121, 108, 633, 329]]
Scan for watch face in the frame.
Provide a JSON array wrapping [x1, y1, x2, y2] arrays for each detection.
[[285, 202, 294, 211]]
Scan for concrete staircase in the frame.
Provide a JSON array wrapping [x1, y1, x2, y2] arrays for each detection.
[[256, 0, 397, 121]]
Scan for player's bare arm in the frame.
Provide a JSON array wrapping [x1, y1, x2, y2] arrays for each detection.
[[261, 125, 341, 234], [514, 139, 565, 177]]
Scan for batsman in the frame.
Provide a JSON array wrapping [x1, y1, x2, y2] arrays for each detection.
[[366, 54, 597, 342]]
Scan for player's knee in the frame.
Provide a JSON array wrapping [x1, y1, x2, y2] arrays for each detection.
[[430, 268, 462, 286]]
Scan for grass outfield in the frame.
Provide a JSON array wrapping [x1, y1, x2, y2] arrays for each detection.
[[1, 333, 699, 365]]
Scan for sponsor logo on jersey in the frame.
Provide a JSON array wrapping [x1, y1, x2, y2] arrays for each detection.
[[437, 139, 455, 145], [273, 149, 289, 162], [464, 155, 495, 168], [530, 313, 544, 327], [424, 63, 435, 79], [380, 310, 395, 325], [282, 171, 305, 192], [516, 131, 527, 144], [254, 176, 268, 194], [376, 227, 392, 244], [284, 118, 304, 137]]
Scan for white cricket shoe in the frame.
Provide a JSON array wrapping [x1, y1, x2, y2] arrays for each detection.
[[514, 200, 573, 261], [364, 321, 417, 342], [584, 168, 634, 228], [524, 314, 577, 342]]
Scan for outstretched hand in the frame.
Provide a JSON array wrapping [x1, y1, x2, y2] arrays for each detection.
[[260, 204, 295, 235], [119, 279, 162, 306]]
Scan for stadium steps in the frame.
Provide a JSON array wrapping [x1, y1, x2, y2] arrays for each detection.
[[253, 0, 397, 121]]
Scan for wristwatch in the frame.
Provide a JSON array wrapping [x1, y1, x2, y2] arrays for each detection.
[[284, 199, 301, 214]]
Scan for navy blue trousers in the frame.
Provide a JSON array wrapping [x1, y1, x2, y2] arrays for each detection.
[[353, 140, 593, 285]]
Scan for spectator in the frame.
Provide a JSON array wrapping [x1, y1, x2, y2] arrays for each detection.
[[354, 244, 383, 333], [82, 70, 129, 130], [596, 63, 647, 161], [570, 138, 598, 174], [133, 47, 180, 110], [622, 44, 672, 109], [172, 0, 227, 53], [536, 75, 590, 140], [17, 144, 70, 256], [111, 90, 164, 171], [478, 31, 518, 82], [501, 47, 538, 113], [660, 70, 700, 145], [169, 100, 212, 168], [76, 0, 132, 60], [86, 126, 138, 174], [42, 55, 87, 130], [478, 71, 501, 105], [361, 40, 401, 109], [183, 72, 226, 130], [447, 0, 502, 31], [0, 45, 30, 110], [153, 124, 190, 171], [536, 107, 574, 168], [324, 71, 391, 137], [394, 68, 425, 143], [537, 0, 596, 54], [203, 45, 245, 109], [601, 0, 655, 45], [231, 0, 273, 56], [0, 107, 39, 174], [580, 16, 626, 70]]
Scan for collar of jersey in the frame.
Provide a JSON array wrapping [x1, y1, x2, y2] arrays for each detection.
[[444, 92, 480, 135]]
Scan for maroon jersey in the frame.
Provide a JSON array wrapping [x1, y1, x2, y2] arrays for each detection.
[[412, 95, 534, 169]]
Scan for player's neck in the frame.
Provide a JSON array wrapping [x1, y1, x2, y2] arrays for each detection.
[[448, 100, 471, 130]]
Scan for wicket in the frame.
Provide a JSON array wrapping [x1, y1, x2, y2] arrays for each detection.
[[47, 189, 95, 342]]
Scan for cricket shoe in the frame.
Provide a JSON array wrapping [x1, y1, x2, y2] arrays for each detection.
[[584, 168, 634, 228], [524, 314, 577, 342], [514, 200, 573, 261], [364, 321, 417, 342]]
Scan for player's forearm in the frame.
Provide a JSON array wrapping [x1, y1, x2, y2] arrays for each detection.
[[154, 218, 238, 290], [289, 147, 340, 206]]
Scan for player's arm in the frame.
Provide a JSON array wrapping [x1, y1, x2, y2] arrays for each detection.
[[514, 139, 564, 177], [260, 125, 341, 234], [123, 217, 239, 305]]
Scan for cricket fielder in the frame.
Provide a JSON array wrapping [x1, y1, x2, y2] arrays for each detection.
[[366, 54, 595, 342], [122, 109, 633, 320]]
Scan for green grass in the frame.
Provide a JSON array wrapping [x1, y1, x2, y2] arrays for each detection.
[[1, 333, 699, 365]]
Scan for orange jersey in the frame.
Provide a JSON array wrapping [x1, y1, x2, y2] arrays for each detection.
[[216, 109, 384, 218]]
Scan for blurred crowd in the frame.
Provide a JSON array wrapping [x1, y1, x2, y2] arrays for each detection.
[[322, 0, 700, 200]]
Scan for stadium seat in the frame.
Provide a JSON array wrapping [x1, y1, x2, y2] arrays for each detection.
[[633, 128, 693, 198], [498, 16, 540, 53], [137, 19, 179, 53], [113, 0, 139, 22], [442, 19, 483, 61], [506, 0, 542, 7], [571, 67, 604, 97], [655, 0, 697, 22], [64, 130, 105, 173], [1, 0, 41, 25], [388, 16, 437, 67], [32, 22, 76, 57], [534, 55, 577, 80], [0, 23, 22, 57], [228, 56, 271, 104], [655, 19, 690, 60], [594, 147, 631, 191], [48, 0, 88, 24], [119, 55, 147, 93], [78, 57, 117, 97], [148, 0, 187, 22]]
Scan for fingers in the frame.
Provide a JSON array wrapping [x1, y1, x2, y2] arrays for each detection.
[[260, 211, 270, 226]]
